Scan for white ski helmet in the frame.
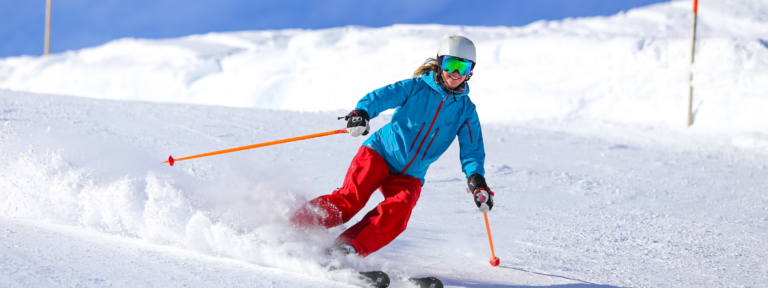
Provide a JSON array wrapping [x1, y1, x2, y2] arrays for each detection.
[[437, 35, 476, 63]]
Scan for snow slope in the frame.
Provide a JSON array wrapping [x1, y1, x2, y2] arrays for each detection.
[[1, 0, 767, 133], [2, 89, 767, 287]]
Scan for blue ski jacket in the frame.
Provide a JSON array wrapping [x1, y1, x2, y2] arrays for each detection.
[[356, 71, 486, 184]]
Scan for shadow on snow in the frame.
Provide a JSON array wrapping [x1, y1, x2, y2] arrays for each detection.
[[440, 265, 624, 288]]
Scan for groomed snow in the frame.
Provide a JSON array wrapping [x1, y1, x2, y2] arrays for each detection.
[[1, 0, 768, 287]]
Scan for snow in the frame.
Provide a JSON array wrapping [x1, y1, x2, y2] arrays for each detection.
[[0, 217, 351, 287], [1, 0, 768, 287]]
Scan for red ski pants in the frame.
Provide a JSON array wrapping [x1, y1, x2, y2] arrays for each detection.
[[290, 146, 422, 257]]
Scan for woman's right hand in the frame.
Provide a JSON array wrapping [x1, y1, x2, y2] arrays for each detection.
[[344, 110, 370, 137]]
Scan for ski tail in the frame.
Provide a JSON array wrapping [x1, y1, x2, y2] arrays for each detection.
[[409, 276, 443, 288], [358, 271, 390, 288]]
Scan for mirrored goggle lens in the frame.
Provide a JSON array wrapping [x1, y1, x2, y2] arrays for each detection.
[[441, 56, 473, 76]]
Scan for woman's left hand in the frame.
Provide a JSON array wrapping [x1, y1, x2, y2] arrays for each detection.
[[468, 174, 494, 212]]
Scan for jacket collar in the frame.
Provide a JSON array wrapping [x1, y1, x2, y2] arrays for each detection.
[[421, 71, 470, 97]]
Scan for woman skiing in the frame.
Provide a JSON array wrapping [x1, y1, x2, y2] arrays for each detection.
[[290, 36, 494, 257]]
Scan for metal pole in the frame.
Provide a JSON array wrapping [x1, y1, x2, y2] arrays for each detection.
[[483, 213, 500, 267], [163, 128, 349, 166], [687, 0, 698, 127], [44, 0, 52, 56]]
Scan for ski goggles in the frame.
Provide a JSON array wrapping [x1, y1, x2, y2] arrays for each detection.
[[440, 55, 474, 76]]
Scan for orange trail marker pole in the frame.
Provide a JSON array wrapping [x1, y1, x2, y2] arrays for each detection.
[[163, 128, 348, 166], [484, 212, 500, 266]]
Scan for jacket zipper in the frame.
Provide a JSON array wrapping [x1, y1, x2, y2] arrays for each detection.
[[465, 121, 473, 144], [399, 96, 446, 174], [422, 128, 439, 160], [409, 123, 425, 152]]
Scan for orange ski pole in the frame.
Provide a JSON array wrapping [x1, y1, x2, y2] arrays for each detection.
[[162, 128, 348, 166], [484, 212, 500, 266]]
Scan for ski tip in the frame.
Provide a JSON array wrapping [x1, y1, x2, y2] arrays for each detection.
[[490, 257, 500, 267], [168, 155, 175, 166], [358, 271, 390, 288]]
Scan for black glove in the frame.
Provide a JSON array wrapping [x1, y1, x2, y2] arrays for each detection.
[[343, 110, 370, 137], [467, 174, 494, 212]]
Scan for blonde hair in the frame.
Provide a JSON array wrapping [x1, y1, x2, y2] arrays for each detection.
[[413, 57, 440, 77]]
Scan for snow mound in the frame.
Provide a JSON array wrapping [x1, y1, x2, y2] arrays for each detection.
[[1, 0, 767, 133]]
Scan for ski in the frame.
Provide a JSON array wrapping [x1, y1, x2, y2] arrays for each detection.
[[357, 270, 390, 287], [408, 276, 443, 288]]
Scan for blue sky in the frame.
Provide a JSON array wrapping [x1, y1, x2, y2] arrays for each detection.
[[1, 0, 669, 58]]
